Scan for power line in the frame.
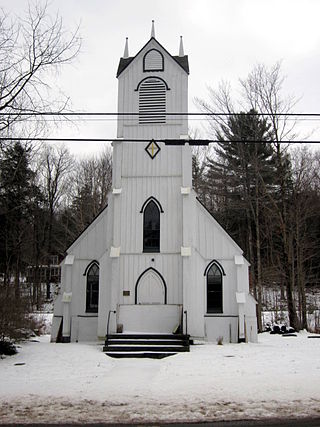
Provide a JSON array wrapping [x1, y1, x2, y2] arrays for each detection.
[[19, 117, 320, 123], [2, 111, 320, 117], [1, 137, 319, 145]]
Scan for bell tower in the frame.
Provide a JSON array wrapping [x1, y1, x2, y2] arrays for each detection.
[[103, 23, 193, 335], [116, 21, 189, 140]]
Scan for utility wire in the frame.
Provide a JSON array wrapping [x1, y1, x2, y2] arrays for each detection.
[[2, 112, 320, 117], [18, 117, 320, 123], [0, 137, 319, 145]]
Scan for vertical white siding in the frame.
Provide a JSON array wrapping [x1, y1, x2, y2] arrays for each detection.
[[117, 254, 182, 305], [117, 39, 188, 139]]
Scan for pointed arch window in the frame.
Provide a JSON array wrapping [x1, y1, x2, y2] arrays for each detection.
[[86, 262, 99, 313], [206, 262, 223, 313], [143, 200, 160, 252]]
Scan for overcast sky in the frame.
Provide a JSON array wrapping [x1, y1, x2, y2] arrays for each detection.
[[5, 0, 320, 156]]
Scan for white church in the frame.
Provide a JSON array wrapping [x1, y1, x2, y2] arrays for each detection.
[[51, 24, 258, 351]]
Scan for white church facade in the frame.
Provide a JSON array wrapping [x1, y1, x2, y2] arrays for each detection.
[[51, 25, 258, 346]]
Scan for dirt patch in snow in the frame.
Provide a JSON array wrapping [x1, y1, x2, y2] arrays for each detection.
[[0, 397, 319, 424]]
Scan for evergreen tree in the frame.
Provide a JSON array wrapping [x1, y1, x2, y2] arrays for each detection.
[[0, 142, 42, 342], [0, 142, 37, 293], [206, 110, 276, 329]]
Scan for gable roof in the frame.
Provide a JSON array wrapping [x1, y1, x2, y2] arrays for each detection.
[[195, 195, 245, 255], [117, 37, 189, 77], [65, 203, 108, 254]]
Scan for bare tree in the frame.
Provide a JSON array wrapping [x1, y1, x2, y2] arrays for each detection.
[[290, 147, 320, 328], [240, 64, 300, 329], [0, 1, 80, 139], [196, 62, 304, 330], [39, 144, 74, 299], [70, 147, 113, 234]]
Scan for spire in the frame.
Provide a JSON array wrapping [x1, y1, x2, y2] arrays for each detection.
[[123, 37, 129, 58], [179, 35, 184, 56], [151, 20, 155, 38]]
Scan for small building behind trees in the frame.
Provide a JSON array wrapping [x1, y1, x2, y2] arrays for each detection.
[[26, 255, 61, 301]]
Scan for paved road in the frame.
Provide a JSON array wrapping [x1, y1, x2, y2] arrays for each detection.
[[1, 419, 320, 427], [162, 419, 320, 427]]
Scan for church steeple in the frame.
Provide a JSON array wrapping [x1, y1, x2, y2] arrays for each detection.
[[151, 20, 155, 38], [116, 25, 189, 139], [179, 36, 184, 56], [123, 37, 129, 58]]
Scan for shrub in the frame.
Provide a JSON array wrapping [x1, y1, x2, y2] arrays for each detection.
[[0, 285, 32, 342], [0, 340, 17, 356]]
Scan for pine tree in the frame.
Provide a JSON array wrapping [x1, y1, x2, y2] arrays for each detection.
[[206, 110, 276, 329], [0, 142, 36, 294], [0, 142, 41, 341]]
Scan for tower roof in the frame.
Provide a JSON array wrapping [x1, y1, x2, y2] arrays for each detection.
[[117, 36, 189, 77]]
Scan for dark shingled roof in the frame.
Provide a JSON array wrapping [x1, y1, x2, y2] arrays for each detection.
[[116, 38, 189, 77], [172, 56, 189, 74], [117, 57, 134, 77], [117, 55, 189, 77]]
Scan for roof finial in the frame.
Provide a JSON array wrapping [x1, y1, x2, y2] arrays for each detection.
[[179, 35, 184, 56], [151, 20, 155, 38], [123, 37, 129, 58]]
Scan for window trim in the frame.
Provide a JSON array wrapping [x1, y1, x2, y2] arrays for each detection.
[[83, 260, 100, 276], [140, 196, 164, 213], [85, 261, 99, 313], [135, 76, 170, 91], [135, 267, 167, 304], [143, 48, 164, 72], [204, 259, 226, 277], [205, 260, 224, 314], [142, 199, 162, 253]]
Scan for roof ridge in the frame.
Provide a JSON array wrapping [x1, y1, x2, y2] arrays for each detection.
[[117, 37, 189, 77]]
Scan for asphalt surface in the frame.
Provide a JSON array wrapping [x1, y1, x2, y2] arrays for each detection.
[[1, 418, 320, 427]]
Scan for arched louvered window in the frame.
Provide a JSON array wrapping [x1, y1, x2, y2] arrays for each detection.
[[138, 77, 167, 124], [86, 262, 99, 313], [143, 200, 160, 252], [143, 49, 164, 72], [207, 263, 223, 313]]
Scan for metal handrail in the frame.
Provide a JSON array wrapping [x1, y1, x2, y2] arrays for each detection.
[[106, 309, 116, 344], [184, 310, 188, 335]]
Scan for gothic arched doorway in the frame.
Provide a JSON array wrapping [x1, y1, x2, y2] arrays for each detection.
[[135, 267, 167, 304]]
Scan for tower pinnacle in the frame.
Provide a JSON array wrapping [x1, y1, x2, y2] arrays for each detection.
[[151, 20, 155, 38], [179, 36, 184, 56], [123, 37, 129, 58]]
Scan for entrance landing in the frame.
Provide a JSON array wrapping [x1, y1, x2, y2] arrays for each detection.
[[118, 304, 182, 333]]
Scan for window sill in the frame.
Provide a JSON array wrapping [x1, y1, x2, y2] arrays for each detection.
[[79, 314, 98, 318], [204, 314, 239, 318]]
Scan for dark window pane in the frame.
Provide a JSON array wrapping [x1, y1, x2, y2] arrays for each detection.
[[143, 201, 160, 252], [86, 263, 99, 312], [88, 264, 99, 276], [207, 264, 222, 313]]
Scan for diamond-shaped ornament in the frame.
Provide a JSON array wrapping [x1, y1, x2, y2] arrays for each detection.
[[145, 139, 160, 159]]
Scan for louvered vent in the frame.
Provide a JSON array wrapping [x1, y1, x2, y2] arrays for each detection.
[[139, 78, 166, 124], [143, 49, 164, 71]]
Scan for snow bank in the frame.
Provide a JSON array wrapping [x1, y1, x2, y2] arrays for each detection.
[[0, 332, 319, 423]]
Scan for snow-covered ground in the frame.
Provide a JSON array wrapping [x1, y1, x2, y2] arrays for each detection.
[[1, 332, 320, 424]]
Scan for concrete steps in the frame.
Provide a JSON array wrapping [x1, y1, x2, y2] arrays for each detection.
[[103, 333, 190, 358]]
